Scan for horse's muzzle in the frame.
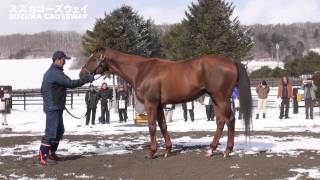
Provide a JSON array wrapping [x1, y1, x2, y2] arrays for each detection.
[[79, 68, 87, 79]]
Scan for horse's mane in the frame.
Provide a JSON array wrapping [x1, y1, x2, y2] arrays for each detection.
[[92, 47, 106, 54]]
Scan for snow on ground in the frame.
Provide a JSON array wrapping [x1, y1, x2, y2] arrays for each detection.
[[1, 101, 320, 157]]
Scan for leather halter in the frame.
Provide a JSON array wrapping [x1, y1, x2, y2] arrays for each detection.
[[83, 54, 106, 76]]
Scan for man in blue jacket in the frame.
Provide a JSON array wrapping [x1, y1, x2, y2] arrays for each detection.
[[39, 51, 94, 165]]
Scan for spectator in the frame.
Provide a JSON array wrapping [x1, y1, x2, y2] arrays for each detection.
[[182, 101, 194, 122], [255, 80, 270, 119], [203, 93, 215, 121], [231, 86, 241, 120], [117, 85, 128, 123], [85, 84, 99, 126], [301, 78, 317, 119], [39, 50, 94, 166], [164, 104, 175, 122], [0, 87, 9, 127], [98, 82, 113, 124], [277, 76, 293, 119]]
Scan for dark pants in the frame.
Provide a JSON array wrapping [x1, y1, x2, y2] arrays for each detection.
[[101, 105, 110, 124], [280, 98, 290, 118], [305, 98, 314, 119], [86, 108, 96, 125], [183, 109, 194, 122], [205, 105, 215, 121], [119, 109, 128, 122], [42, 110, 64, 145]]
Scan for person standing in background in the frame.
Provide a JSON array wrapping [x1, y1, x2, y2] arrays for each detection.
[[255, 80, 270, 119], [277, 76, 293, 119], [231, 87, 241, 120], [182, 101, 194, 122], [0, 87, 9, 127], [301, 78, 317, 119], [203, 93, 215, 121], [98, 82, 113, 124], [117, 85, 129, 123], [85, 84, 99, 126], [164, 104, 175, 122]]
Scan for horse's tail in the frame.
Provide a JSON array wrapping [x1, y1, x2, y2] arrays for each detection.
[[235, 62, 252, 137]]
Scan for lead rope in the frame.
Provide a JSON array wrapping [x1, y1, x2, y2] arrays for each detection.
[[65, 107, 87, 119]]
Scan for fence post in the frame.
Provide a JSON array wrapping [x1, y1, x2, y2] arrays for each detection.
[[23, 92, 26, 110], [71, 92, 73, 109], [292, 87, 298, 114]]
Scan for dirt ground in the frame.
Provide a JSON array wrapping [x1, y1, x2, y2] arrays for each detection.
[[0, 131, 319, 179]]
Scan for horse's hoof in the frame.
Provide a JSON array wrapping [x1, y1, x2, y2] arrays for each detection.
[[145, 150, 157, 159], [223, 152, 231, 158], [206, 149, 216, 157], [145, 154, 153, 159]]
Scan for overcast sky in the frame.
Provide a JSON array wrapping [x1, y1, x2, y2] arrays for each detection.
[[1, 0, 320, 35]]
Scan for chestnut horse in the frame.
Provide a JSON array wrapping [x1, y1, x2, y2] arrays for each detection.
[[79, 47, 252, 158]]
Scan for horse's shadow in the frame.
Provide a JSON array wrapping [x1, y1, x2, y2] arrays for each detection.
[[141, 144, 213, 159], [59, 154, 84, 161]]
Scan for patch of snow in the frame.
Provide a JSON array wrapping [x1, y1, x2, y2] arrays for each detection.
[[75, 174, 94, 179], [230, 164, 240, 169], [289, 167, 320, 179], [246, 59, 284, 73]]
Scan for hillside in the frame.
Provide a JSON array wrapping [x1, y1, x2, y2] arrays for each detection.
[[0, 31, 82, 59], [0, 22, 320, 62], [249, 23, 320, 60]]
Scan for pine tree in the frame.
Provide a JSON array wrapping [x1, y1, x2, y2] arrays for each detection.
[[82, 5, 162, 57], [163, 0, 253, 61]]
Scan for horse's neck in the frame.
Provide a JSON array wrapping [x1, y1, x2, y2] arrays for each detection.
[[107, 50, 146, 86]]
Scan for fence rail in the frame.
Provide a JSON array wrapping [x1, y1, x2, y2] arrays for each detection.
[[9, 78, 313, 110], [11, 87, 94, 110]]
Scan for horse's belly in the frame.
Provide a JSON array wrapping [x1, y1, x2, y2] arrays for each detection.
[[161, 86, 204, 104]]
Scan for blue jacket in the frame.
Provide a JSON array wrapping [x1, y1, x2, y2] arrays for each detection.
[[231, 87, 240, 101], [301, 83, 317, 100], [41, 64, 86, 112]]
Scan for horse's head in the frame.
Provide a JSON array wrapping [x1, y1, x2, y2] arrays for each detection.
[[79, 47, 109, 79]]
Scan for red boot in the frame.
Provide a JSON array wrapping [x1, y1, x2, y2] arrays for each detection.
[[39, 144, 57, 166]]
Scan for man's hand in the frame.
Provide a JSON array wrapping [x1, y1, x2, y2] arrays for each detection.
[[83, 74, 95, 83]]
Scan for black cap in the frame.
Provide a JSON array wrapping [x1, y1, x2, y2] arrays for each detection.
[[262, 80, 267, 85], [52, 51, 71, 61]]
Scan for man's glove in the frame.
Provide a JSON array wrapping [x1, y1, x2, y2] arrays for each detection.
[[83, 74, 95, 83]]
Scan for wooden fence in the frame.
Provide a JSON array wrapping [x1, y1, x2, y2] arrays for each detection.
[[9, 78, 313, 110], [11, 87, 90, 110]]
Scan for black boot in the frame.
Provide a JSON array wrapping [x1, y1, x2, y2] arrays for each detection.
[[49, 142, 61, 161], [263, 113, 266, 119], [256, 114, 259, 119]]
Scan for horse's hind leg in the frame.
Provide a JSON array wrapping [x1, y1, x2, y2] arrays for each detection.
[[225, 113, 235, 157], [157, 107, 172, 157]]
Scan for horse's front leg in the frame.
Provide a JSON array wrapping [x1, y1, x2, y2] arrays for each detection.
[[209, 103, 225, 156], [157, 107, 172, 157], [145, 102, 158, 159]]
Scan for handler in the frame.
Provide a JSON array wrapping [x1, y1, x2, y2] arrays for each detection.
[[39, 51, 94, 165]]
